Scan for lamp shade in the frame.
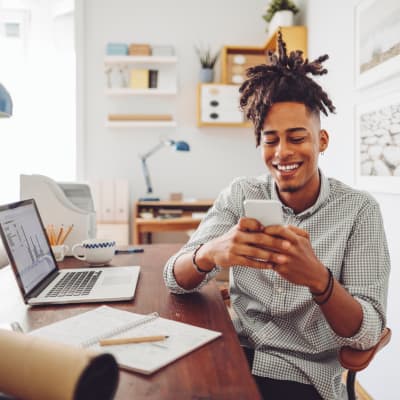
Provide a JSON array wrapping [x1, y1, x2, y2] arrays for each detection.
[[0, 83, 13, 118], [173, 140, 190, 151]]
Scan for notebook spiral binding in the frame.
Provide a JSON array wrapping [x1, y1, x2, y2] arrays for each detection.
[[80, 312, 159, 348]]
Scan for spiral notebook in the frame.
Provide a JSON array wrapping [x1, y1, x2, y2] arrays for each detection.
[[29, 306, 222, 375]]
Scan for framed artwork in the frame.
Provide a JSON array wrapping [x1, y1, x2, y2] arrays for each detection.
[[355, 92, 400, 193], [355, 0, 400, 88]]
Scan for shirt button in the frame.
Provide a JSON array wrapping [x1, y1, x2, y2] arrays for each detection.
[[275, 286, 283, 293]]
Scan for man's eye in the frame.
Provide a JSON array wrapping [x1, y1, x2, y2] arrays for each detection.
[[263, 138, 278, 145], [290, 137, 305, 143]]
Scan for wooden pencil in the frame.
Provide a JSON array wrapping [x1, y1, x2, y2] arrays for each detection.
[[60, 224, 74, 244]]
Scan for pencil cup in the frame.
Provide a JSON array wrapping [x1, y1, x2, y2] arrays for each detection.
[[51, 244, 69, 262], [72, 239, 116, 266]]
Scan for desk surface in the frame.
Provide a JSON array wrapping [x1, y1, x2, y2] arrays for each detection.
[[0, 244, 261, 400]]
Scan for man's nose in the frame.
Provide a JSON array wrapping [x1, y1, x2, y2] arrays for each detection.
[[275, 141, 294, 158]]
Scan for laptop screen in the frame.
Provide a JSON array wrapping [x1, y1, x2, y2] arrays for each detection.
[[0, 200, 57, 294]]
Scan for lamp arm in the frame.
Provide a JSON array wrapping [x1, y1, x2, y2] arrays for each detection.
[[141, 140, 173, 160], [141, 158, 153, 194]]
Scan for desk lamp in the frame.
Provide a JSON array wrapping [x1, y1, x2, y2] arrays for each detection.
[[0, 83, 13, 118], [139, 138, 190, 201]]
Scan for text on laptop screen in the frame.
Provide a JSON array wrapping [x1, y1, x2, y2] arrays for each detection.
[[0, 203, 56, 293]]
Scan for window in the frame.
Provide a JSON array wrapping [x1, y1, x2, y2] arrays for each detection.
[[0, 1, 76, 204]]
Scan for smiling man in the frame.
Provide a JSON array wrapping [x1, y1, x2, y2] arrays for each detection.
[[163, 33, 390, 400]]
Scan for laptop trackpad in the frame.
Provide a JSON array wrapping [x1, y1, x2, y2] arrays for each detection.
[[102, 275, 132, 286]]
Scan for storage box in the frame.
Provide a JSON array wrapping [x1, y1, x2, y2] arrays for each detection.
[[129, 43, 151, 56], [151, 45, 175, 56], [106, 43, 128, 56]]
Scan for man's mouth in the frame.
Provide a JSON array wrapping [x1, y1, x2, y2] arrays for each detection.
[[273, 162, 302, 172]]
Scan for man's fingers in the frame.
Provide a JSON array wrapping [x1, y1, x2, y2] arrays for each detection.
[[238, 217, 263, 232]]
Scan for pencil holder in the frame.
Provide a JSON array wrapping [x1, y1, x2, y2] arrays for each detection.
[[0, 329, 119, 400]]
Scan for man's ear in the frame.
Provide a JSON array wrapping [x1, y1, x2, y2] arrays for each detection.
[[319, 130, 329, 153]]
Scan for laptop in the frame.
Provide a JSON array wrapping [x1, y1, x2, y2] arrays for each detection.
[[0, 199, 140, 305]]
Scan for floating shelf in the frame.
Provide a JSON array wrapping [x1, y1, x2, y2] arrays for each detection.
[[106, 120, 177, 128], [105, 88, 177, 96], [104, 56, 178, 64]]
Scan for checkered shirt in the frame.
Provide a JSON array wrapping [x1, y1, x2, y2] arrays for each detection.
[[163, 171, 390, 400]]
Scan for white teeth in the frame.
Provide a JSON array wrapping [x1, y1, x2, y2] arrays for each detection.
[[276, 163, 299, 171]]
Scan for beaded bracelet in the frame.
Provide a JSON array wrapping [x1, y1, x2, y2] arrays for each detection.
[[192, 244, 212, 274]]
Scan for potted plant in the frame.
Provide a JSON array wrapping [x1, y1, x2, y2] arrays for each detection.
[[195, 45, 220, 83], [262, 0, 299, 35]]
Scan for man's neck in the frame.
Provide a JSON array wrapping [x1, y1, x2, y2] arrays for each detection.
[[275, 175, 321, 214]]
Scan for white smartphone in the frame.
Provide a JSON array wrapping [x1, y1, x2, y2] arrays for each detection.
[[243, 199, 283, 227]]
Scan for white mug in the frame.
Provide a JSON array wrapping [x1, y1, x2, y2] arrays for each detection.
[[72, 239, 116, 266], [51, 244, 69, 262]]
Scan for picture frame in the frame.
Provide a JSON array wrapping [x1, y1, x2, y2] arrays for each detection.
[[355, 0, 400, 89], [355, 91, 400, 193]]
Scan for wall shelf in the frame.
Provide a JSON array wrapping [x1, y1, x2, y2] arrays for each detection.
[[221, 26, 307, 84], [106, 120, 177, 128], [104, 55, 178, 65], [105, 88, 177, 96]]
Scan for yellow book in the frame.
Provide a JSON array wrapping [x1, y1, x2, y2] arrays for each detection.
[[130, 69, 149, 89]]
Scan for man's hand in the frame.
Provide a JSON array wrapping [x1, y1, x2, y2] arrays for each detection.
[[262, 225, 328, 291], [200, 217, 290, 271]]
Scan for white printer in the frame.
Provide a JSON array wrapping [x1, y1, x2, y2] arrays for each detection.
[[20, 174, 97, 254]]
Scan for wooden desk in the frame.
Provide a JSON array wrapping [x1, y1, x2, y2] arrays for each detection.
[[133, 200, 214, 244], [0, 244, 261, 400]]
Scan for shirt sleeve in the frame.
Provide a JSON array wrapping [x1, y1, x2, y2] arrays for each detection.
[[163, 178, 245, 294], [331, 198, 390, 349]]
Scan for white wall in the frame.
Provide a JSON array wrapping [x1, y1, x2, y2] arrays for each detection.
[[307, 1, 400, 398], [80, 1, 399, 398], [79, 0, 270, 202]]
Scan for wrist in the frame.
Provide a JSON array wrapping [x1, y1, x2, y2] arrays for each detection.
[[192, 243, 215, 274], [309, 265, 330, 294]]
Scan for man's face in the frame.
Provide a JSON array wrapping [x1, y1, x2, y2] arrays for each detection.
[[261, 102, 329, 196]]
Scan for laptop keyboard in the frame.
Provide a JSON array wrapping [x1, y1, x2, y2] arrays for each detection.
[[46, 271, 102, 297]]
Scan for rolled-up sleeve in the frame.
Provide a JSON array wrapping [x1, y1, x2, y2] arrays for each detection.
[[163, 178, 245, 294], [332, 200, 390, 349]]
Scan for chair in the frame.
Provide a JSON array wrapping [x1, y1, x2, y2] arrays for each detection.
[[339, 327, 391, 400], [219, 288, 391, 400]]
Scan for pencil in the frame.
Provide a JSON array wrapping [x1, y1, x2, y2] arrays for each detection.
[[59, 224, 74, 244], [99, 335, 169, 346], [55, 225, 64, 245]]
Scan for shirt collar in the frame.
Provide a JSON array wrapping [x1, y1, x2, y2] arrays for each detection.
[[271, 169, 330, 217]]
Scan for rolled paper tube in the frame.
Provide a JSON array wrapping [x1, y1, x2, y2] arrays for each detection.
[[0, 329, 119, 400]]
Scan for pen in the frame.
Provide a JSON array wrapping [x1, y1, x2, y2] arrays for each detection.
[[115, 248, 144, 254], [99, 335, 169, 346]]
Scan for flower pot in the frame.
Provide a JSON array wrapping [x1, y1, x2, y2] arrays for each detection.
[[269, 10, 294, 37], [200, 68, 214, 83]]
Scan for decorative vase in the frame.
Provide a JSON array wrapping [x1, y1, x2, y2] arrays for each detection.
[[268, 10, 294, 37], [200, 68, 214, 83]]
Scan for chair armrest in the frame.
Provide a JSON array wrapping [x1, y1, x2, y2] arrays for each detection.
[[339, 327, 391, 372]]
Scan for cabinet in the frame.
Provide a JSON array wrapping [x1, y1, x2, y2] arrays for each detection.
[[197, 84, 249, 127], [133, 199, 214, 244], [197, 26, 307, 128], [221, 26, 307, 84], [104, 55, 178, 128]]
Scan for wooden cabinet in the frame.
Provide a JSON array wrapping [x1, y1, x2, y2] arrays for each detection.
[[197, 84, 250, 127], [133, 200, 214, 244], [221, 26, 307, 84], [197, 26, 307, 128], [104, 55, 178, 128]]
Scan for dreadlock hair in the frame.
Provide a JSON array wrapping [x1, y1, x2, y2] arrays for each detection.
[[239, 31, 336, 146]]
